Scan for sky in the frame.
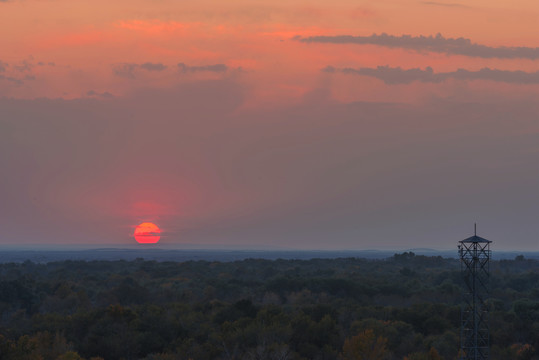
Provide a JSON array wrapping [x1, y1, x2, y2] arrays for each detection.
[[0, 0, 538, 250]]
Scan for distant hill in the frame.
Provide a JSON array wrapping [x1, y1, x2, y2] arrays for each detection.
[[0, 248, 537, 263]]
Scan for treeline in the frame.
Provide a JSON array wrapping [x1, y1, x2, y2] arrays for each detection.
[[0, 253, 537, 359]]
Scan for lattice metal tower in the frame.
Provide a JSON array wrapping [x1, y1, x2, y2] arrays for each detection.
[[458, 224, 491, 360]]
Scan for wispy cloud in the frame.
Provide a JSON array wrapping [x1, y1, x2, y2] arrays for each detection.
[[0, 75, 23, 85], [297, 33, 539, 60], [177, 63, 228, 73], [14, 60, 34, 73], [323, 65, 539, 84], [112, 62, 167, 79], [87, 90, 114, 99], [0, 58, 46, 85], [0, 59, 38, 85], [37, 62, 56, 67], [113, 63, 138, 79], [140, 62, 167, 72]]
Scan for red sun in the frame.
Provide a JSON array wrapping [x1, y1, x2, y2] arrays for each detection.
[[134, 222, 161, 244]]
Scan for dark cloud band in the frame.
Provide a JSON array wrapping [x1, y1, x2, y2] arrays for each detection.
[[112, 62, 228, 79], [177, 63, 228, 73], [140, 62, 167, 72], [298, 33, 539, 60], [323, 65, 539, 84], [113, 62, 167, 79]]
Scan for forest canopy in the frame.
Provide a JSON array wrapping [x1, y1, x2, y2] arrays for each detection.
[[0, 253, 537, 359]]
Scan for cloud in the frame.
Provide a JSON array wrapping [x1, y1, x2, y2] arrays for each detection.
[[323, 65, 444, 84], [113, 62, 168, 79], [0, 58, 53, 87], [14, 60, 34, 73], [140, 62, 167, 72], [0, 74, 23, 85], [177, 63, 228, 73], [323, 65, 539, 84], [113, 63, 138, 79], [0, 59, 39, 85], [297, 33, 539, 60], [87, 90, 114, 98], [1, 58, 54, 75], [0, 59, 36, 85]]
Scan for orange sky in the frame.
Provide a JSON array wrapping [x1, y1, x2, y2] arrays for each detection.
[[1, 0, 537, 101]]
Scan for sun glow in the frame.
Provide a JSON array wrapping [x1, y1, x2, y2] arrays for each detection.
[[134, 222, 161, 244]]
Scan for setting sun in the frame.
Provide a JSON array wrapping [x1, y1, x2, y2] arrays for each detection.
[[134, 222, 161, 244]]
